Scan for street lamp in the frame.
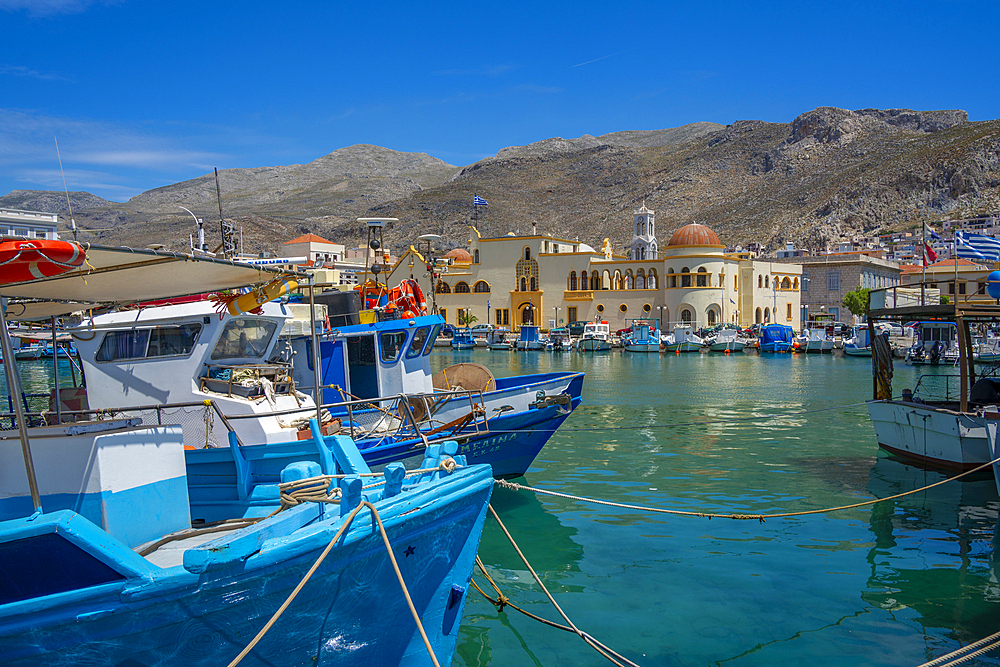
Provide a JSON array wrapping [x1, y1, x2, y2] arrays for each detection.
[[656, 305, 663, 332], [554, 306, 560, 329]]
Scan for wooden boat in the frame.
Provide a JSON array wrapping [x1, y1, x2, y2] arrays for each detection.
[[577, 321, 612, 352], [865, 283, 1000, 474]]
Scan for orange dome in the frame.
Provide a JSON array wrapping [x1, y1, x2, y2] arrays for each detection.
[[445, 248, 473, 262], [666, 223, 722, 247]]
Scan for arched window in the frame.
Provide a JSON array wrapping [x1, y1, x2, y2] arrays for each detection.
[[668, 268, 677, 288], [614, 270, 622, 290], [581, 271, 589, 290], [473, 280, 490, 293], [520, 277, 527, 292], [436, 281, 451, 294], [764, 275, 770, 288], [681, 267, 691, 288], [758, 275, 763, 288], [648, 269, 657, 289], [473, 249, 480, 264], [734, 276, 738, 291], [591, 273, 600, 290], [523, 247, 531, 261], [636, 268, 646, 290], [530, 277, 536, 291], [781, 277, 791, 289], [625, 270, 634, 289], [569, 271, 578, 290], [793, 277, 799, 290], [755, 307, 762, 323], [764, 307, 770, 322], [455, 281, 470, 293], [696, 267, 708, 287], [707, 309, 717, 325], [603, 270, 611, 290], [681, 308, 693, 323]]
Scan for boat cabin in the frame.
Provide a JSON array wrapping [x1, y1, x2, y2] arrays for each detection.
[[71, 300, 314, 445]]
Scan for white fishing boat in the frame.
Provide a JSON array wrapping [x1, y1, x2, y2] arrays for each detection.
[[905, 321, 960, 365], [661, 324, 704, 352], [486, 328, 512, 350], [516, 325, 545, 350], [577, 321, 612, 352], [802, 326, 835, 353], [623, 320, 659, 353], [842, 326, 873, 356], [706, 328, 745, 352], [866, 284, 1000, 475]]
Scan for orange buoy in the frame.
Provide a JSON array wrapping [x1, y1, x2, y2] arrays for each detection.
[[724, 348, 731, 355], [0, 239, 85, 284]]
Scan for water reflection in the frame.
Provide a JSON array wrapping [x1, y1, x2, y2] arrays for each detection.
[[864, 454, 1000, 646]]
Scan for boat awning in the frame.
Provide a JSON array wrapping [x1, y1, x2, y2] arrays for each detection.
[[0, 244, 305, 321]]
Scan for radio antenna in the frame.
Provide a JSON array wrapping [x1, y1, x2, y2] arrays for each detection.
[[54, 137, 77, 242]]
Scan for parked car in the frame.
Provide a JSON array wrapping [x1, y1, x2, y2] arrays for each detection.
[[568, 321, 590, 336], [470, 324, 494, 336], [440, 324, 455, 338]]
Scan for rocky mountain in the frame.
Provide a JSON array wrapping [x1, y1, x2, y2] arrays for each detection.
[[3, 109, 998, 257]]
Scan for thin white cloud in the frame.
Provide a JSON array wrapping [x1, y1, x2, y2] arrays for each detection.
[[0, 64, 68, 81], [572, 52, 625, 68], [0, 0, 121, 17], [434, 63, 520, 77]]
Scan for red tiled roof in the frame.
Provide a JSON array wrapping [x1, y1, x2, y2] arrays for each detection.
[[284, 233, 336, 245]]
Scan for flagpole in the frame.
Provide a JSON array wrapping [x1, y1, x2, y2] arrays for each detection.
[[921, 215, 926, 307]]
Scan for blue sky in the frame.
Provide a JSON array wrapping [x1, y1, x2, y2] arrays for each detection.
[[2, 0, 998, 202]]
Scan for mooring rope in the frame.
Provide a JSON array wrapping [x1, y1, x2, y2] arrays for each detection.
[[228, 499, 441, 667], [482, 504, 641, 667], [496, 455, 1000, 522], [915, 629, 1000, 667]]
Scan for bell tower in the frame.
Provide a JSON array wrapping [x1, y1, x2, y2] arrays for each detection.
[[630, 204, 657, 260]]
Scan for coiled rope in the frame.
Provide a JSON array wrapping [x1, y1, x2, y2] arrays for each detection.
[[496, 455, 1000, 522]]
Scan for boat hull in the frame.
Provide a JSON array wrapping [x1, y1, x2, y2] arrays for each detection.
[[577, 339, 611, 352], [759, 343, 793, 353], [866, 400, 992, 470], [663, 342, 702, 353], [624, 343, 657, 353], [708, 341, 745, 352], [843, 345, 872, 357], [0, 466, 494, 667]]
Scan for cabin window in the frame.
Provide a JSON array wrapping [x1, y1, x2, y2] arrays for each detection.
[[380, 331, 408, 363], [407, 327, 431, 358], [96, 329, 149, 362], [96, 324, 202, 362], [211, 318, 278, 360], [423, 325, 441, 356]]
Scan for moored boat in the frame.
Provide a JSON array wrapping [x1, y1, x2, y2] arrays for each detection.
[[577, 320, 612, 352], [661, 324, 704, 352], [0, 241, 494, 667], [757, 323, 794, 353], [843, 326, 872, 357], [706, 327, 746, 352], [623, 319, 659, 353]]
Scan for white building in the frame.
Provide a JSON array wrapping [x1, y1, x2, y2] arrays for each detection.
[[0, 208, 59, 239]]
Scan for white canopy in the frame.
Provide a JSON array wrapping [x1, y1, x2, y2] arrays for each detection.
[[0, 244, 302, 321]]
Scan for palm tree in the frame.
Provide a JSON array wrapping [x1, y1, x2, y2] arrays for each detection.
[[458, 311, 478, 327]]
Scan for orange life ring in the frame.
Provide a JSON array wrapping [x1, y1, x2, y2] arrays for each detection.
[[387, 279, 427, 317], [0, 239, 85, 284]]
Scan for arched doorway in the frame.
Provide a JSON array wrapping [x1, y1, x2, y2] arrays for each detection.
[[518, 302, 537, 325], [755, 307, 762, 324]]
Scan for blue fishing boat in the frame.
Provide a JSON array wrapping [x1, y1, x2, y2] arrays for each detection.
[[0, 243, 495, 667], [758, 323, 794, 353], [450, 327, 476, 350], [515, 324, 545, 350]]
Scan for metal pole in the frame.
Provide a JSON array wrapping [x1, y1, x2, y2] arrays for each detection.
[[308, 275, 323, 427], [0, 299, 41, 513], [50, 317, 61, 424]]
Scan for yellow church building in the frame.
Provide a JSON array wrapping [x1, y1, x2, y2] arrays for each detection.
[[387, 206, 802, 332]]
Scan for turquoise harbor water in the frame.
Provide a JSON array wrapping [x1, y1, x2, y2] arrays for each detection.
[[3, 352, 998, 666], [431, 349, 1000, 667]]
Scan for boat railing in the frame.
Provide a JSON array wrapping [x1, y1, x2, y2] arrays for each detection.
[[870, 278, 995, 311], [0, 385, 493, 451], [912, 373, 962, 402]]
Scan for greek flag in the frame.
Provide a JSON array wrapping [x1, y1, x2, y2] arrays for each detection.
[[956, 231, 1000, 262], [473, 195, 488, 206], [923, 222, 941, 240]]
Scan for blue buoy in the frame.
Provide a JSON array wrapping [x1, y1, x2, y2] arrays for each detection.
[[988, 270, 1000, 299]]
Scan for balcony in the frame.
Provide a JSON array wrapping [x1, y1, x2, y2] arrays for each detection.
[[563, 290, 593, 301]]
